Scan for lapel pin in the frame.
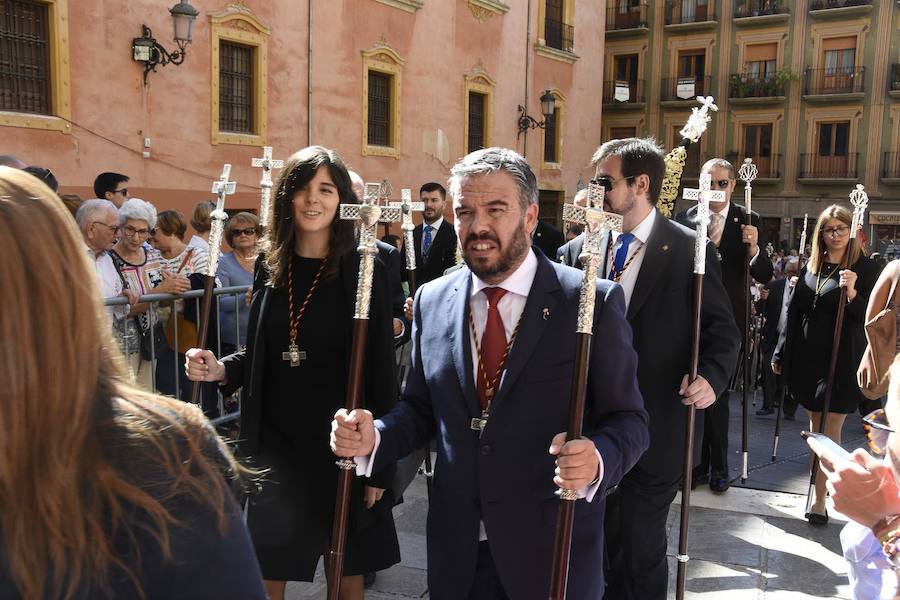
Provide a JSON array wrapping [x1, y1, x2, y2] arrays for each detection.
[[542, 308, 551, 320], [662, 244, 669, 252], [733, 217, 739, 223]]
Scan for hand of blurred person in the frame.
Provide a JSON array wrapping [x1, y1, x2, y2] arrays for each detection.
[[771, 361, 781, 375], [678, 374, 717, 409], [364, 486, 385, 509], [839, 269, 858, 302], [404, 297, 413, 321], [122, 289, 139, 306], [822, 448, 900, 528], [759, 287, 770, 301], [331, 408, 376, 457], [185, 348, 226, 383], [741, 224, 759, 258], [245, 288, 252, 307], [392, 318, 404, 338], [156, 270, 191, 295]]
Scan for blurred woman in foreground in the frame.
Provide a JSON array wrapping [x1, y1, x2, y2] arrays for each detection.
[[0, 166, 265, 599]]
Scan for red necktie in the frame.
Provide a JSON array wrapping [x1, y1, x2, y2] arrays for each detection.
[[476, 287, 508, 410]]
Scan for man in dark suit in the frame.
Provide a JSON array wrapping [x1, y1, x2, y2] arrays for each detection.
[[569, 139, 739, 599], [533, 219, 564, 259], [758, 257, 799, 418], [332, 147, 649, 600], [675, 158, 774, 492], [412, 182, 458, 284]]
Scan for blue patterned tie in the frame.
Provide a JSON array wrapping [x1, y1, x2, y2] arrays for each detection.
[[423, 225, 433, 256], [609, 233, 635, 280]]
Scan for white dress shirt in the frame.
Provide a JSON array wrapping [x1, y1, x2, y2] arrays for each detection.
[[88, 246, 126, 320], [422, 216, 444, 253], [714, 202, 761, 264], [607, 208, 656, 309]]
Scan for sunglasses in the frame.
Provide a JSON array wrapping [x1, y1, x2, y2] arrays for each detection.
[[231, 227, 257, 237], [863, 408, 895, 458], [114, 188, 129, 196], [710, 179, 732, 189], [590, 175, 635, 193]]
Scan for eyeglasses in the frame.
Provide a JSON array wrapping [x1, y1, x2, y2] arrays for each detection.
[[122, 224, 153, 239], [710, 179, 732, 189], [231, 227, 257, 237], [92, 221, 119, 234], [114, 188, 129, 196], [590, 175, 635, 193], [823, 225, 850, 238], [863, 409, 895, 458]]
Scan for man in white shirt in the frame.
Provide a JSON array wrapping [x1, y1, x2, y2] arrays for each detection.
[[413, 182, 457, 283], [75, 199, 137, 318], [331, 147, 649, 600]]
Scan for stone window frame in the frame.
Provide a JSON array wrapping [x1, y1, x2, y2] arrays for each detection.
[[463, 66, 496, 154], [541, 87, 566, 172], [361, 40, 405, 159]]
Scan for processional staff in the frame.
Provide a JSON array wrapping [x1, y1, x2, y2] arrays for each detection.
[[189, 164, 235, 405], [548, 181, 623, 600], [803, 185, 868, 516], [326, 184, 403, 600], [251, 146, 283, 229], [676, 173, 726, 600], [738, 158, 759, 484], [772, 213, 808, 461]]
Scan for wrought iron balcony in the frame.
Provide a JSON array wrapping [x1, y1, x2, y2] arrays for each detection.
[[799, 153, 858, 179], [734, 0, 788, 17], [665, 0, 717, 24], [661, 76, 713, 101], [726, 153, 781, 179], [803, 67, 865, 95], [606, 3, 648, 30], [729, 73, 786, 98], [602, 80, 646, 104], [544, 17, 575, 53], [884, 152, 900, 179], [809, 0, 871, 10]]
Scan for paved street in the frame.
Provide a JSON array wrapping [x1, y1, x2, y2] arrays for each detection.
[[288, 390, 869, 599]]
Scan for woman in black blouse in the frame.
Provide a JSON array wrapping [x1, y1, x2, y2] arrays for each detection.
[[186, 146, 400, 600], [773, 204, 879, 524]]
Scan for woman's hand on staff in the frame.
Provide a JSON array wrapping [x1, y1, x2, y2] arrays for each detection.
[[771, 361, 782, 375], [679, 374, 716, 409], [549, 434, 600, 491], [364, 486, 385, 509], [184, 348, 226, 382], [332, 408, 376, 457], [839, 269, 858, 302]]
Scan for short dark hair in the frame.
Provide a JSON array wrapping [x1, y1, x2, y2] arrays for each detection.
[[420, 182, 446, 200], [591, 138, 665, 206], [93, 172, 129, 199], [23, 166, 58, 193]]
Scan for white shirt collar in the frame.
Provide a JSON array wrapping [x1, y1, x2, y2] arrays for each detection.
[[613, 208, 656, 245], [424, 216, 444, 232], [471, 247, 538, 299]]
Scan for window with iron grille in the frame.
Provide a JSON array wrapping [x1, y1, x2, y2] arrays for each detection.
[[368, 71, 392, 147], [544, 107, 559, 163], [0, 0, 51, 115], [467, 92, 485, 153], [219, 41, 254, 134]]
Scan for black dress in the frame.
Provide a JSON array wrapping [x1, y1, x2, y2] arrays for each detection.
[[776, 255, 879, 414], [222, 253, 400, 581]]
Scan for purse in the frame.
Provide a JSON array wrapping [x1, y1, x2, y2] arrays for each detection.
[[859, 272, 900, 400]]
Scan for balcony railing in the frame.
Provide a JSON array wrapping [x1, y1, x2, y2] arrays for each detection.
[[799, 153, 858, 179], [729, 73, 786, 98], [884, 153, 900, 179], [809, 0, 872, 9], [545, 18, 575, 53], [803, 67, 865, 95], [603, 79, 646, 104], [661, 76, 713, 101], [726, 153, 781, 178], [665, 0, 717, 24], [891, 64, 900, 91], [606, 3, 648, 30], [734, 0, 788, 17]]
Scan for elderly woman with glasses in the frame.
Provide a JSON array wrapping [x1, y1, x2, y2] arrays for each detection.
[[773, 204, 879, 524], [217, 212, 260, 357], [110, 199, 190, 389]]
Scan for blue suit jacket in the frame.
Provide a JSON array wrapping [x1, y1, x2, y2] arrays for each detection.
[[373, 250, 649, 600]]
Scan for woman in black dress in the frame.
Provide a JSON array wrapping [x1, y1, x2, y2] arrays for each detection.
[[773, 204, 879, 524], [186, 146, 400, 599]]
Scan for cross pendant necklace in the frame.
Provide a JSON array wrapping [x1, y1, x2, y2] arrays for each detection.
[[468, 312, 522, 436], [283, 256, 327, 367]]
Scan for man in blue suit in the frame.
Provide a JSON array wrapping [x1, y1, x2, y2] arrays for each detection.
[[332, 147, 649, 600]]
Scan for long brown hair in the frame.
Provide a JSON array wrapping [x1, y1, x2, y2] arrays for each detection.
[[264, 146, 358, 287], [807, 204, 864, 274], [0, 167, 246, 599]]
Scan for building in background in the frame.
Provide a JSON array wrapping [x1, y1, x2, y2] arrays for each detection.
[[1, 0, 606, 234], [602, 0, 899, 254]]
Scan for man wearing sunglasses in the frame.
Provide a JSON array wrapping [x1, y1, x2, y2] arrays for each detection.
[[560, 138, 739, 600], [93, 172, 131, 208], [675, 158, 774, 494]]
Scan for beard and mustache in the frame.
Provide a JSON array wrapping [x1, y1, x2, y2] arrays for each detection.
[[461, 221, 531, 281]]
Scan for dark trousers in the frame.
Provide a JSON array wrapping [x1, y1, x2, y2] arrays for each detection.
[[697, 389, 730, 476], [467, 542, 510, 600], [605, 467, 680, 600]]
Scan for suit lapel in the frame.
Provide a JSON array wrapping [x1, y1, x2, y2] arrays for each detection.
[[447, 270, 480, 415], [721, 203, 742, 255], [627, 216, 671, 321], [491, 253, 561, 410]]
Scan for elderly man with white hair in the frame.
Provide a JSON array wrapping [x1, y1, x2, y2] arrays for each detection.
[[75, 199, 136, 317]]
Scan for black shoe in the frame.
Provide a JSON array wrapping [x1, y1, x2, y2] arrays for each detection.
[[709, 473, 730, 493], [784, 412, 796, 421], [691, 468, 709, 490], [805, 510, 829, 525], [363, 572, 376, 588], [756, 407, 775, 416]]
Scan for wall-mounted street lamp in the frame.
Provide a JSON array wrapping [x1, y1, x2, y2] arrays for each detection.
[[132, 1, 199, 84], [517, 90, 556, 139]]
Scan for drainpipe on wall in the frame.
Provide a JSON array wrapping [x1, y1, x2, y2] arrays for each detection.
[[523, 0, 532, 158], [307, 0, 313, 146]]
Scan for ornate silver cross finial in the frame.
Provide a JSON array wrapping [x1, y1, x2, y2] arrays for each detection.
[[738, 158, 758, 214], [207, 164, 236, 276], [389, 188, 425, 271], [800, 213, 809, 257], [849, 184, 869, 240], [251, 146, 284, 228], [680, 96, 718, 143], [683, 174, 726, 275]]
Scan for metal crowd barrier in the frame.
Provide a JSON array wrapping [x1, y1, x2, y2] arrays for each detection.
[[104, 285, 252, 427]]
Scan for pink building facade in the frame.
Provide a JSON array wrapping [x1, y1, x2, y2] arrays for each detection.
[[3, 0, 605, 231]]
